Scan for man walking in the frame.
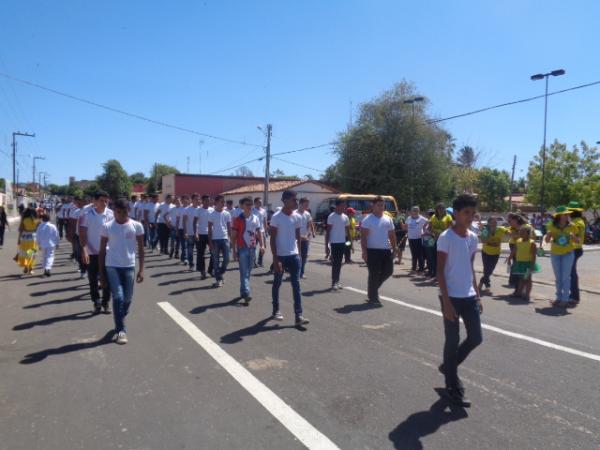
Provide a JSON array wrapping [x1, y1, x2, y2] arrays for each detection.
[[405, 206, 427, 273], [325, 199, 350, 291], [360, 196, 397, 305], [193, 194, 214, 278], [270, 190, 309, 327], [208, 195, 232, 287], [156, 195, 173, 254], [296, 197, 315, 279], [252, 197, 268, 267]]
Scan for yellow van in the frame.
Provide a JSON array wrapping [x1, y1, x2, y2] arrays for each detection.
[[316, 194, 400, 226]]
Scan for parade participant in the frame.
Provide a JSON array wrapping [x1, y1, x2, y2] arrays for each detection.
[[345, 207, 357, 264], [0, 205, 9, 248], [360, 196, 397, 305], [437, 194, 482, 408], [156, 194, 173, 255], [426, 203, 453, 279], [137, 194, 148, 246], [545, 206, 578, 308], [405, 206, 427, 272], [270, 190, 309, 326], [252, 197, 268, 267], [176, 195, 191, 264], [208, 195, 232, 287], [128, 195, 138, 219], [297, 197, 314, 279], [506, 212, 527, 288], [232, 196, 264, 305], [567, 201, 585, 306], [99, 198, 144, 345], [165, 196, 181, 259], [36, 213, 59, 277], [478, 217, 509, 294], [393, 211, 407, 265], [16, 207, 39, 275], [68, 196, 90, 278], [508, 225, 539, 301], [183, 194, 199, 269], [325, 199, 350, 291], [193, 194, 214, 277], [79, 191, 114, 314], [143, 194, 160, 251]]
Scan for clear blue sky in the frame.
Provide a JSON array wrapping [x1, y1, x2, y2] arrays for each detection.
[[1, 0, 599, 187]]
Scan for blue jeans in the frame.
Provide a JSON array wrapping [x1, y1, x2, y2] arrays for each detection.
[[238, 246, 256, 297], [148, 224, 158, 249], [442, 296, 483, 390], [300, 240, 309, 276], [272, 254, 302, 316], [551, 251, 575, 302], [212, 239, 230, 281], [177, 230, 188, 262], [570, 248, 583, 301], [105, 266, 135, 333]]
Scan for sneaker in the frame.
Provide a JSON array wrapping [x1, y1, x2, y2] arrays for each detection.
[[295, 316, 310, 326], [366, 298, 383, 306], [44, 269, 50, 277], [337, 283, 343, 290], [331, 284, 339, 291], [213, 280, 224, 288], [441, 387, 471, 408], [300, 274, 307, 280], [116, 331, 128, 345], [243, 296, 252, 306], [272, 311, 284, 321]]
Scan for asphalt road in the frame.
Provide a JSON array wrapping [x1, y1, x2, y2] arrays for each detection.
[[1, 227, 599, 450]]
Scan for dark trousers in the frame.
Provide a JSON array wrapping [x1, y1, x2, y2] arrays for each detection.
[[195, 234, 213, 274], [480, 252, 500, 288], [366, 248, 394, 301], [344, 244, 353, 263], [330, 243, 346, 285], [570, 248, 583, 301], [57, 218, 67, 239], [87, 255, 110, 306], [158, 223, 169, 253], [73, 237, 87, 274], [442, 296, 483, 391], [426, 242, 438, 276], [300, 240, 309, 276], [408, 238, 425, 271], [0, 226, 5, 246]]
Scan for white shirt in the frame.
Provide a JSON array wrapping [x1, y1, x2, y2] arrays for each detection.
[[75, 204, 93, 235], [128, 201, 137, 219], [196, 206, 213, 235], [36, 222, 59, 249], [208, 209, 231, 240], [183, 206, 197, 235], [327, 212, 349, 244], [61, 202, 72, 219], [232, 207, 242, 220], [361, 214, 395, 249], [157, 202, 173, 224], [406, 215, 427, 240], [437, 228, 479, 298], [296, 210, 313, 238], [270, 209, 301, 256], [101, 219, 144, 268], [252, 207, 267, 231], [145, 202, 159, 222], [235, 213, 261, 248], [80, 207, 114, 255]]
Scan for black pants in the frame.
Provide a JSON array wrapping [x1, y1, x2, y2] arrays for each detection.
[[158, 223, 169, 253], [426, 242, 438, 277], [442, 296, 483, 391], [57, 218, 67, 239], [408, 238, 425, 271], [330, 243, 346, 285], [344, 244, 353, 263], [73, 236, 87, 274], [366, 248, 394, 301], [480, 252, 499, 288], [0, 226, 5, 246], [570, 248, 583, 301], [195, 234, 213, 274], [87, 255, 110, 306]]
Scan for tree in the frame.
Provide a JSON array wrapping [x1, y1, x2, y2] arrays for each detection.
[[233, 166, 254, 177], [129, 172, 148, 185], [83, 182, 100, 197], [456, 146, 478, 168], [475, 168, 510, 211], [304, 174, 314, 180], [147, 163, 179, 193], [270, 168, 300, 180], [96, 159, 132, 198], [320, 164, 342, 189], [327, 80, 454, 208]]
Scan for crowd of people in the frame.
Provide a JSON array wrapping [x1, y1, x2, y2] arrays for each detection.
[[3, 189, 592, 407]]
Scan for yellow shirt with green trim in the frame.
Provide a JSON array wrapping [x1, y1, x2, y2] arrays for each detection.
[[482, 226, 509, 256], [546, 223, 577, 255], [515, 238, 535, 262], [571, 217, 585, 250], [430, 214, 452, 238]]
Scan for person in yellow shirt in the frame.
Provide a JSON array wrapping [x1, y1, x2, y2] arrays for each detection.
[[508, 226, 540, 301], [567, 201, 586, 305], [479, 217, 509, 294], [506, 212, 528, 287], [345, 207, 358, 264], [424, 203, 452, 278], [16, 207, 40, 275], [544, 206, 579, 307]]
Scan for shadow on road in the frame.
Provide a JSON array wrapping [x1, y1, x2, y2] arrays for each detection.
[[302, 288, 333, 297], [491, 294, 531, 306], [535, 306, 571, 317], [388, 389, 468, 450], [221, 317, 305, 344], [27, 277, 81, 286], [30, 285, 88, 297], [190, 297, 243, 314], [23, 293, 89, 309], [20, 330, 117, 364], [334, 302, 383, 314], [158, 276, 199, 286], [13, 311, 96, 330], [169, 285, 215, 295]]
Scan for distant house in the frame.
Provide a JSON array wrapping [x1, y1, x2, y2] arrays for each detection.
[[161, 174, 280, 199], [505, 193, 536, 212]]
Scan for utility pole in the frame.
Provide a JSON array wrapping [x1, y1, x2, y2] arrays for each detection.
[[263, 124, 272, 209], [33, 156, 45, 189], [11, 131, 35, 209], [508, 155, 517, 211]]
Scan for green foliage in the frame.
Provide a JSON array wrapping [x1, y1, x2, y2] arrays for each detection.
[[456, 146, 478, 168], [475, 168, 511, 211], [83, 183, 100, 197], [48, 183, 82, 196], [270, 168, 299, 180], [129, 172, 148, 185], [96, 160, 132, 198], [147, 163, 179, 193]]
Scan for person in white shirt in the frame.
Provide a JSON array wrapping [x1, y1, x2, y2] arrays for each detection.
[[230, 199, 244, 262], [137, 195, 148, 246], [144, 194, 160, 251], [79, 190, 115, 314], [183, 194, 199, 270], [128, 195, 138, 220], [164, 196, 181, 259], [296, 197, 315, 279], [270, 190, 309, 327], [404, 206, 428, 272], [437, 194, 482, 408], [325, 199, 350, 290], [99, 198, 144, 345], [208, 195, 232, 287], [156, 195, 174, 255], [192, 194, 214, 277], [68, 196, 90, 277], [175, 195, 191, 264], [360, 196, 397, 305], [252, 197, 268, 267], [232, 196, 264, 304], [36, 213, 59, 277]]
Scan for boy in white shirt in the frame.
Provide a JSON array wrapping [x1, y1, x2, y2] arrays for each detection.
[[252, 197, 268, 267], [36, 213, 59, 277], [437, 194, 482, 408], [296, 197, 315, 279], [325, 199, 350, 291], [208, 195, 232, 287], [99, 198, 144, 345]]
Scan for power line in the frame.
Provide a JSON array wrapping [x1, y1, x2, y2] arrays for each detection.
[[271, 142, 336, 157], [209, 156, 265, 175], [0, 71, 262, 148]]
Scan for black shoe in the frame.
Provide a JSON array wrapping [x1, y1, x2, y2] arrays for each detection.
[[102, 301, 111, 314], [243, 296, 252, 306], [93, 303, 102, 314], [441, 388, 471, 408], [295, 316, 310, 326], [44, 269, 51, 277], [201, 272, 207, 280], [366, 298, 383, 307]]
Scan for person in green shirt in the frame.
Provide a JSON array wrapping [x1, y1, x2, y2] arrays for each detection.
[[567, 201, 586, 306]]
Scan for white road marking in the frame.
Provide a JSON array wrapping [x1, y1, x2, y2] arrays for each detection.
[[157, 301, 340, 450], [345, 287, 600, 363]]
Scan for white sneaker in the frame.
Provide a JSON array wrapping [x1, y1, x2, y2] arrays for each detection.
[[116, 331, 128, 345]]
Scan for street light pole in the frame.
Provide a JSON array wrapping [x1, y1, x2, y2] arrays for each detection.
[[11, 131, 35, 212], [530, 69, 565, 214]]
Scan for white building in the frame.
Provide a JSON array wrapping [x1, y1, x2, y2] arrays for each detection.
[[220, 180, 338, 218]]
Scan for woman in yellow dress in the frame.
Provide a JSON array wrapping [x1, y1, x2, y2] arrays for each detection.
[[17, 207, 40, 274]]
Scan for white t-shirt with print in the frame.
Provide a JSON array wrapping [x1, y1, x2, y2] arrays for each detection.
[[327, 212, 349, 244], [252, 207, 267, 231], [406, 215, 427, 240], [270, 210, 301, 256], [196, 206, 213, 235], [437, 228, 479, 298], [101, 219, 144, 268], [208, 210, 231, 240], [157, 203, 174, 224], [80, 207, 115, 255], [361, 214, 395, 249], [237, 214, 261, 248]]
